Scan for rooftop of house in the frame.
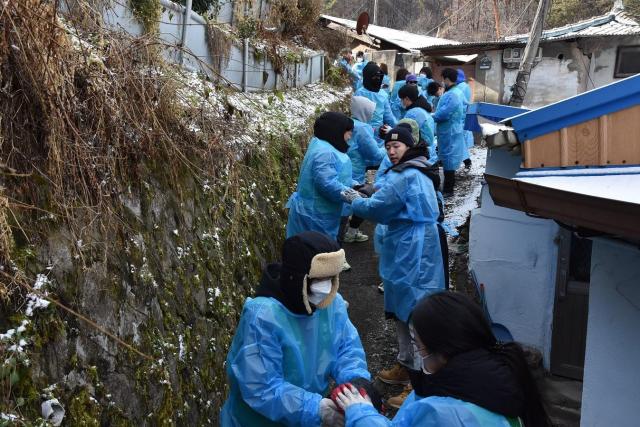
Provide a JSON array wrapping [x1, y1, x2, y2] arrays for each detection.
[[417, 2, 640, 55], [319, 14, 477, 62]]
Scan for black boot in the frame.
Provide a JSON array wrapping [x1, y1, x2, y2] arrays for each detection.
[[443, 170, 455, 197], [463, 158, 472, 169]]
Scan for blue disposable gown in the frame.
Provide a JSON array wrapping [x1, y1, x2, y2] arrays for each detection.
[[352, 167, 445, 321], [352, 61, 368, 90], [344, 394, 520, 427], [220, 294, 370, 427], [348, 120, 385, 184], [402, 107, 437, 164], [372, 154, 393, 254], [382, 74, 392, 95], [433, 86, 466, 171], [457, 81, 474, 149], [354, 86, 398, 144], [418, 76, 433, 93], [390, 80, 406, 120], [339, 58, 361, 91], [286, 137, 354, 241]]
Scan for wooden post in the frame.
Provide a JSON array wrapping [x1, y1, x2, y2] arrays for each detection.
[[508, 0, 551, 107]]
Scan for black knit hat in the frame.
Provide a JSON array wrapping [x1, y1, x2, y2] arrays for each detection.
[[398, 84, 419, 102], [384, 126, 415, 147], [362, 62, 383, 92], [314, 112, 354, 153]]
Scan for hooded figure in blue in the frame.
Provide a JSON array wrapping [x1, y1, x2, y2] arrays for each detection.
[[417, 66, 434, 93], [352, 51, 368, 89], [456, 69, 474, 149], [349, 96, 385, 184], [286, 112, 356, 241], [335, 292, 552, 427], [220, 231, 373, 426], [354, 62, 397, 144], [433, 68, 466, 196], [390, 68, 409, 120], [341, 126, 445, 384], [397, 84, 437, 163], [338, 49, 361, 90]]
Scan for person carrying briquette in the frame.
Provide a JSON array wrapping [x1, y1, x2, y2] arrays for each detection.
[[338, 48, 361, 91], [334, 291, 551, 427], [354, 62, 398, 146], [432, 68, 466, 198], [417, 66, 434, 93], [456, 69, 474, 169], [426, 81, 443, 112], [390, 68, 409, 120], [344, 96, 385, 244], [285, 112, 356, 244], [220, 231, 376, 426], [397, 84, 436, 163], [341, 126, 445, 409]]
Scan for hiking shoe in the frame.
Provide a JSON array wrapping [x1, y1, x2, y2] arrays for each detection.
[[343, 229, 369, 243], [377, 282, 384, 293], [342, 260, 352, 272], [387, 384, 413, 409], [377, 363, 410, 385]]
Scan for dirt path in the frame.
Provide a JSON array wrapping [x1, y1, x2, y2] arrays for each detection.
[[339, 145, 488, 402]]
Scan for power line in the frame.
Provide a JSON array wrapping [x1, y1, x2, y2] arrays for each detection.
[[503, 0, 537, 37], [424, 0, 477, 36]]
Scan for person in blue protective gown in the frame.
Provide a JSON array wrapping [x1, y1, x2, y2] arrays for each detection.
[[354, 62, 397, 146], [286, 112, 356, 242], [433, 68, 467, 197], [220, 231, 376, 427], [344, 96, 386, 244], [456, 69, 474, 169], [417, 66, 434, 93], [390, 68, 409, 120], [352, 51, 367, 89], [426, 81, 443, 112], [397, 84, 436, 162], [380, 63, 392, 96], [335, 292, 551, 427], [338, 48, 361, 91], [340, 126, 445, 408]]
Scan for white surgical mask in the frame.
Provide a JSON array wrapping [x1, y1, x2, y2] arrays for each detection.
[[421, 353, 435, 375], [308, 279, 332, 305], [356, 57, 364, 63], [419, 73, 427, 78]]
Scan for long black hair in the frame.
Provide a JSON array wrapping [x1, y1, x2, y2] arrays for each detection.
[[412, 292, 550, 427]]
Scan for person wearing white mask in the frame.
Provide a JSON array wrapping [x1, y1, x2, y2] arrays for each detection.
[[220, 231, 375, 427]]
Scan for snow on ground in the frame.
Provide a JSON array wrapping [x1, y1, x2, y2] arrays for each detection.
[[443, 144, 487, 238]]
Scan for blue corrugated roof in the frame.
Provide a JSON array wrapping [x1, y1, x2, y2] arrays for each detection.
[[465, 102, 529, 132], [505, 73, 640, 142]]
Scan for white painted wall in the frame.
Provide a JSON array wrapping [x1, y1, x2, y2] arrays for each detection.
[[581, 238, 640, 427], [582, 35, 640, 90], [469, 149, 559, 366]]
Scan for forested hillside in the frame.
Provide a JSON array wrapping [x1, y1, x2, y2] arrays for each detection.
[[326, 0, 640, 41]]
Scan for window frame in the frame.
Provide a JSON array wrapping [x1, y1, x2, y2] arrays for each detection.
[[614, 45, 640, 78]]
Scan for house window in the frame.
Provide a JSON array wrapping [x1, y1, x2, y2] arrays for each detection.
[[614, 45, 640, 78]]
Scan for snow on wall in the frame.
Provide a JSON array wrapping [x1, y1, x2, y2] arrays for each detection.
[[469, 148, 558, 366], [581, 238, 640, 427]]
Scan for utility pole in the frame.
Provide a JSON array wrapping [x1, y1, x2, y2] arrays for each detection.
[[491, 0, 502, 39], [373, 0, 378, 25], [508, 0, 551, 107]]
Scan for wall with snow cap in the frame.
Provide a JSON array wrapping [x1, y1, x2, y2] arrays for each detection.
[[469, 148, 559, 367], [581, 238, 640, 427], [75, 0, 324, 92]]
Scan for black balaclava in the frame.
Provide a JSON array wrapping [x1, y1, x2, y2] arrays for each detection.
[[278, 231, 341, 315], [314, 112, 354, 153], [362, 62, 383, 92]]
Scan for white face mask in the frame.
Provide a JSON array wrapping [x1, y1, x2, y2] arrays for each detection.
[[419, 73, 427, 78], [308, 279, 332, 306], [421, 353, 435, 375], [356, 57, 364, 63]]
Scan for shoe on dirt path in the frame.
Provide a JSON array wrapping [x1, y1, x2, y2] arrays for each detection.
[[343, 228, 369, 243], [377, 363, 410, 385], [387, 384, 413, 409], [342, 260, 352, 272], [377, 282, 384, 293]]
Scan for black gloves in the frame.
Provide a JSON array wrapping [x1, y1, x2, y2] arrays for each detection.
[[353, 184, 375, 198], [349, 377, 383, 412]]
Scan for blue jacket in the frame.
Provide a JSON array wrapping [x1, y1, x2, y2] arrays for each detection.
[[390, 80, 406, 120], [220, 294, 370, 426], [402, 106, 437, 164], [348, 120, 385, 184], [433, 85, 466, 171], [345, 394, 521, 427], [286, 137, 354, 241], [354, 86, 398, 143], [339, 58, 361, 90], [352, 166, 445, 321], [457, 81, 474, 149]]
